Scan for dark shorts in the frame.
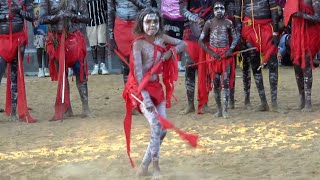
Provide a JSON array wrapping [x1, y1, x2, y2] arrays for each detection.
[[163, 18, 184, 40]]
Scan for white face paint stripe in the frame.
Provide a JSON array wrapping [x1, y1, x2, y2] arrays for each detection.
[[143, 13, 160, 36], [214, 3, 225, 17]]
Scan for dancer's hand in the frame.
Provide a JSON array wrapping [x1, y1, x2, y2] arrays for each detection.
[[293, 12, 304, 17], [272, 34, 280, 46], [225, 49, 233, 58], [197, 18, 204, 26], [11, 1, 22, 14], [210, 52, 220, 60], [144, 100, 154, 113], [108, 39, 117, 51], [161, 50, 173, 61]]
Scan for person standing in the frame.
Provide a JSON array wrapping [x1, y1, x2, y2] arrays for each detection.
[[87, 0, 109, 75], [107, 0, 152, 83]]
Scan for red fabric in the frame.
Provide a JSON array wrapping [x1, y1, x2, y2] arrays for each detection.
[[284, 0, 299, 26], [0, 32, 26, 63], [123, 36, 197, 168], [46, 30, 87, 121], [185, 40, 201, 63], [198, 46, 235, 114], [242, 17, 277, 64], [163, 48, 179, 108], [46, 30, 87, 81], [114, 18, 135, 58], [157, 114, 198, 147], [290, 1, 320, 69], [5, 44, 37, 123]]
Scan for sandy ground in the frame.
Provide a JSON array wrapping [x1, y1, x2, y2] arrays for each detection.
[[0, 66, 320, 180]]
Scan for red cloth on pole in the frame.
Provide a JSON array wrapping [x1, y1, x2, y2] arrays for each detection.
[[290, 1, 320, 69], [242, 17, 277, 64], [114, 18, 135, 58]]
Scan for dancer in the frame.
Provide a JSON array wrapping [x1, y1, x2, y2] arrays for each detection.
[[39, 0, 91, 120], [179, 0, 215, 114], [123, 8, 189, 178], [199, 1, 239, 118], [0, 0, 37, 122], [286, 0, 320, 111], [235, 0, 281, 111]]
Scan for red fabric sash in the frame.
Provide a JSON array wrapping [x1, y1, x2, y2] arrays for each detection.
[[242, 17, 277, 64], [198, 46, 235, 114], [114, 18, 135, 58], [5, 37, 37, 123], [290, 1, 320, 69], [46, 30, 87, 121], [185, 40, 201, 63], [46, 30, 87, 81], [123, 36, 198, 168], [0, 32, 26, 63]]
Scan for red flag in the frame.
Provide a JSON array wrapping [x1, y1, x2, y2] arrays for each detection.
[[157, 114, 199, 148]]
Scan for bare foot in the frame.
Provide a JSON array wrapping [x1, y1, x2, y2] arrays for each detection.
[[255, 103, 269, 112], [179, 105, 195, 115], [223, 112, 231, 119], [152, 170, 161, 180], [152, 161, 161, 180], [299, 98, 305, 110], [271, 104, 287, 114], [229, 101, 235, 109], [9, 115, 21, 122], [81, 109, 93, 118], [64, 108, 74, 118], [214, 111, 222, 118], [302, 105, 312, 112], [201, 104, 214, 114], [136, 164, 149, 177], [244, 100, 252, 110]]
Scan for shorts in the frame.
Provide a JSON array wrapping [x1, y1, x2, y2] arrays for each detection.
[[33, 34, 46, 48], [86, 23, 107, 46], [163, 18, 184, 40]]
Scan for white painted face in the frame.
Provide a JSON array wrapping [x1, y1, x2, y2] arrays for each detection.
[[143, 13, 160, 36], [214, 3, 225, 19]]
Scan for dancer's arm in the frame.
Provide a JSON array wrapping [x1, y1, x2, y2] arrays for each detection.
[[179, 0, 203, 24], [132, 40, 153, 111], [107, 0, 116, 50], [229, 20, 240, 52], [18, 0, 35, 22], [234, 0, 242, 35], [39, 0, 61, 24], [269, 0, 280, 33], [294, 0, 320, 22], [129, 0, 151, 9], [161, 34, 186, 61], [68, 0, 90, 24]]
